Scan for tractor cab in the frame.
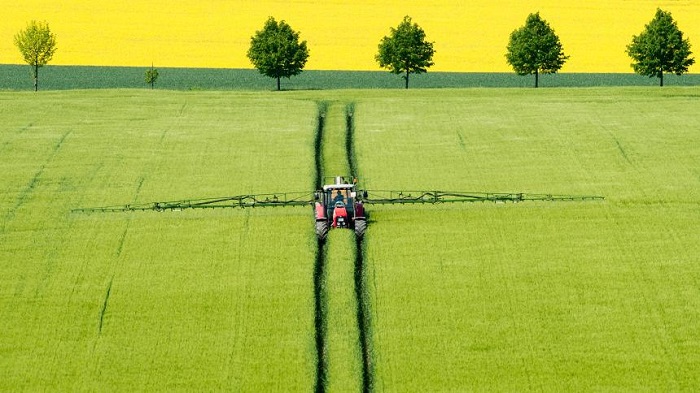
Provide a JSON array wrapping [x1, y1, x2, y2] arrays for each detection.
[[321, 177, 356, 219], [314, 176, 367, 239]]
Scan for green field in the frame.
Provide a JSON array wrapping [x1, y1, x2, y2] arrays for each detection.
[[354, 89, 700, 390], [1, 88, 699, 391], [0, 91, 318, 390], [2, 64, 700, 90]]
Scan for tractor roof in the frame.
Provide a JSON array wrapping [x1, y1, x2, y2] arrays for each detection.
[[322, 175, 357, 191], [323, 183, 355, 191]]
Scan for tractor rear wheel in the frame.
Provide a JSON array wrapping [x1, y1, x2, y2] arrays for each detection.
[[315, 221, 329, 240], [354, 220, 367, 238]]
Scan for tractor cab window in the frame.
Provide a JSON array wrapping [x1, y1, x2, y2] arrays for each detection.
[[332, 190, 344, 204]]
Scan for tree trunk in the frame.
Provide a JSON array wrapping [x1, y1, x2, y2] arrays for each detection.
[[535, 69, 539, 88], [277, 76, 281, 91], [405, 69, 409, 89], [34, 63, 39, 92], [660, 71, 664, 87]]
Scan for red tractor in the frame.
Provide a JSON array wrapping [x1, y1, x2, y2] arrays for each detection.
[[74, 175, 604, 240], [314, 176, 366, 240]]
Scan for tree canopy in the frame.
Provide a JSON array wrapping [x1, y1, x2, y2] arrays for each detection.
[[626, 8, 694, 86], [14, 20, 57, 91], [505, 12, 568, 88], [376, 16, 435, 89], [145, 65, 159, 89], [247, 17, 309, 91]]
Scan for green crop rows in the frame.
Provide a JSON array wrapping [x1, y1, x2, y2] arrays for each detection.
[[2, 64, 700, 90], [1, 88, 699, 391], [0, 91, 318, 390], [356, 88, 700, 390]]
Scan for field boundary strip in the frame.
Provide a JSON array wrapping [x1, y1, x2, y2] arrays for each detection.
[[2, 65, 699, 90]]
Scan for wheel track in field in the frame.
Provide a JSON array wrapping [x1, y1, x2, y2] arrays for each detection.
[[312, 100, 374, 392], [97, 277, 114, 335], [345, 103, 358, 177], [95, 176, 144, 339], [1, 130, 71, 234], [313, 101, 328, 393], [354, 235, 373, 393], [0, 122, 32, 155], [346, 102, 374, 393], [313, 238, 328, 393], [315, 101, 328, 190]]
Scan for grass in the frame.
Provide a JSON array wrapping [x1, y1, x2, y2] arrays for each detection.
[[355, 88, 700, 196], [0, 90, 318, 390], [1, 87, 699, 390], [366, 203, 700, 391], [2, 65, 700, 91], [355, 87, 700, 390]]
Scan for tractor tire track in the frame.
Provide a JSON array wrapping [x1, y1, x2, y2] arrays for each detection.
[[313, 239, 328, 393], [345, 103, 358, 178], [315, 101, 328, 189], [97, 277, 114, 335], [160, 102, 188, 143], [613, 138, 631, 165], [2, 130, 71, 233], [346, 102, 374, 392], [0, 123, 32, 155], [456, 130, 467, 152], [602, 126, 635, 169], [95, 176, 144, 340], [314, 100, 374, 392], [354, 236, 373, 393], [115, 177, 144, 258], [314, 101, 328, 393], [114, 222, 131, 258]]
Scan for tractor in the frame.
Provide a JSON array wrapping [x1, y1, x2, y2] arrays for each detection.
[[314, 176, 366, 240], [73, 174, 603, 240]]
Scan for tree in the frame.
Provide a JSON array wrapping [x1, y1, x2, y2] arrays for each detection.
[[145, 64, 159, 89], [506, 12, 568, 88], [376, 16, 435, 89], [626, 8, 694, 87], [14, 20, 57, 92], [247, 17, 309, 91]]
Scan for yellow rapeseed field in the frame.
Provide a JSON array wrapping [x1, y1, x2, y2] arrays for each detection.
[[2, 0, 699, 72]]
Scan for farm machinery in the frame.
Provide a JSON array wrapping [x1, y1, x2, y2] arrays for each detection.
[[73, 174, 604, 240], [314, 176, 367, 239]]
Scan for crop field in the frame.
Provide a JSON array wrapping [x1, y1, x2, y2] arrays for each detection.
[[0, 91, 319, 390], [355, 89, 700, 390], [2, 65, 700, 91], [1, 87, 700, 391], [3, 1, 700, 72]]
